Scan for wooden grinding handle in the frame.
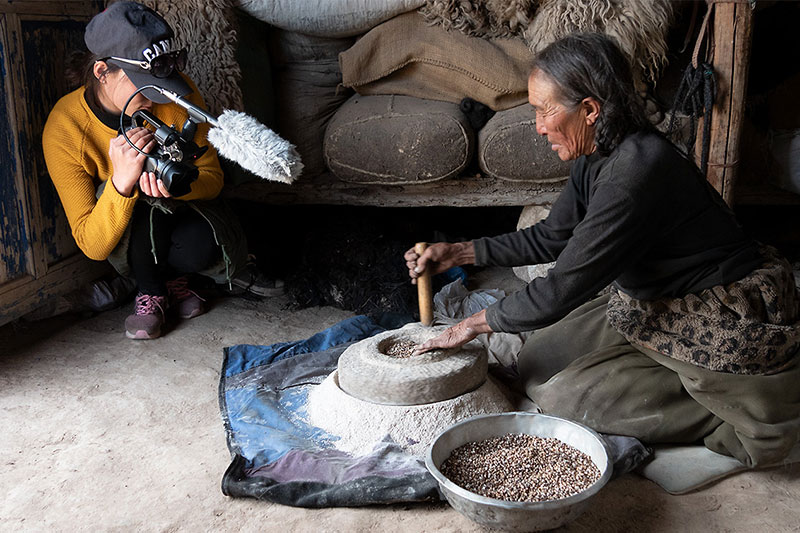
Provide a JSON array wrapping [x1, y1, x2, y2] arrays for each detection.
[[415, 242, 434, 326]]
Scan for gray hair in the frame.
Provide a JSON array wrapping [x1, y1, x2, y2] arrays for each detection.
[[531, 32, 652, 155]]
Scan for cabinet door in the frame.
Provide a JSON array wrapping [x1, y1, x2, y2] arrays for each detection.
[[0, 2, 107, 326]]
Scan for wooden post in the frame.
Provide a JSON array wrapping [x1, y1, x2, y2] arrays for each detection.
[[701, 1, 754, 206]]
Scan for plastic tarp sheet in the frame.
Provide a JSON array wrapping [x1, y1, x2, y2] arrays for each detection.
[[219, 314, 442, 507]]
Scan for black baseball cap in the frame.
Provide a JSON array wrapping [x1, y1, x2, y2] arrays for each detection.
[[84, 1, 190, 104]]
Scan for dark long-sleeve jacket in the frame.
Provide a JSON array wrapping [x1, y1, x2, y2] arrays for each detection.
[[474, 131, 762, 333]]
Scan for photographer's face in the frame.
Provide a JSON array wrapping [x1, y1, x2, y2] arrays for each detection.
[[94, 63, 152, 116]]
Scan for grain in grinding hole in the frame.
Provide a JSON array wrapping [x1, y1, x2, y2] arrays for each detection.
[[440, 433, 601, 502], [384, 340, 419, 358]]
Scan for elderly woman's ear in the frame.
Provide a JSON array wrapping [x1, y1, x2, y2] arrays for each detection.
[[581, 97, 601, 127]]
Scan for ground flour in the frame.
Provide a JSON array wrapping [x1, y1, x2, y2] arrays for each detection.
[[305, 371, 514, 457]]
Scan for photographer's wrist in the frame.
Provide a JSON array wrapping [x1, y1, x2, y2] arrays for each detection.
[[111, 175, 136, 197]]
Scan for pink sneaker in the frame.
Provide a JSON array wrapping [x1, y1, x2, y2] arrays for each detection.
[[125, 293, 167, 339], [166, 276, 206, 319]]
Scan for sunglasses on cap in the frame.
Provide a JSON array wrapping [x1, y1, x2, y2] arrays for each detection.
[[100, 48, 188, 78]]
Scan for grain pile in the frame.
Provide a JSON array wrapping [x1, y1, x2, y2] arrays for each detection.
[[383, 340, 419, 358], [440, 433, 600, 501]]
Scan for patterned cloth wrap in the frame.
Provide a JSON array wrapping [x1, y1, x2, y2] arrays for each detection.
[[607, 246, 800, 375]]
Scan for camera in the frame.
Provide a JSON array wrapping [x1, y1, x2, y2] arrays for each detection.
[[129, 109, 208, 197]]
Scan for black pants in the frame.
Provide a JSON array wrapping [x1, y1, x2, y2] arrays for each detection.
[[128, 203, 218, 295]]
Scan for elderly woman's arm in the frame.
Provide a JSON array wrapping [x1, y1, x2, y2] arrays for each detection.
[[412, 309, 492, 354], [473, 174, 584, 269], [484, 151, 663, 333]]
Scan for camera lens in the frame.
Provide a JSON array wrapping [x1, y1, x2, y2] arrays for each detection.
[[158, 161, 199, 197]]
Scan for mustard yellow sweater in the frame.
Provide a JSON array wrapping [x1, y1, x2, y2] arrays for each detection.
[[42, 79, 223, 261]]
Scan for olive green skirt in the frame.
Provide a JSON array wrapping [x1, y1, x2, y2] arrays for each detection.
[[519, 293, 800, 468]]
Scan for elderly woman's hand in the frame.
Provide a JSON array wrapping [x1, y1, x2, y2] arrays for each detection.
[[404, 241, 476, 285], [108, 127, 156, 197], [413, 309, 492, 355]]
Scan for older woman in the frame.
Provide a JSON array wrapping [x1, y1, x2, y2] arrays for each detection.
[[406, 33, 800, 467]]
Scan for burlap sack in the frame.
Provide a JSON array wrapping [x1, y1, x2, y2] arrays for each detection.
[[340, 11, 532, 112], [324, 94, 474, 185], [477, 104, 570, 182]]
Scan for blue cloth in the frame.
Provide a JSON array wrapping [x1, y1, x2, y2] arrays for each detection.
[[219, 315, 441, 507], [224, 315, 386, 377], [440, 266, 468, 285]]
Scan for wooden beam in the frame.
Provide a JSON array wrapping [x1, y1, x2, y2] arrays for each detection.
[[0, 1, 103, 17], [223, 172, 567, 208], [704, 1, 754, 205]]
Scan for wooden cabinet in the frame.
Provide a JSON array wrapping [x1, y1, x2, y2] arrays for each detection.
[[0, 1, 107, 326]]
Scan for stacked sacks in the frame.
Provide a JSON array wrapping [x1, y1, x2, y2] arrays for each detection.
[[338, 12, 531, 110], [330, 11, 567, 185], [240, 1, 674, 186], [237, 0, 426, 178]]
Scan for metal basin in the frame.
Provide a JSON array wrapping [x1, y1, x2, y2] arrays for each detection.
[[425, 412, 612, 532]]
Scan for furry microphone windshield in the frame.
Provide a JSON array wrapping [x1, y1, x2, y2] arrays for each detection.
[[208, 110, 303, 184], [149, 86, 302, 184]]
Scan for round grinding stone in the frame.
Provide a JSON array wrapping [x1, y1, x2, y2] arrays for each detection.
[[337, 324, 488, 405]]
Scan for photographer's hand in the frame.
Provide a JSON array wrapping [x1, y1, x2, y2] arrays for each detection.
[[139, 171, 172, 198], [108, 127, 155, 197]]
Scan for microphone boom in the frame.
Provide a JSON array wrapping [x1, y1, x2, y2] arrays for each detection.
[[150, 85, 302, 183]]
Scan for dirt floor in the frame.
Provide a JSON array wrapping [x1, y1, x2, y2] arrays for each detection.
[[2, 266, 800, 532]]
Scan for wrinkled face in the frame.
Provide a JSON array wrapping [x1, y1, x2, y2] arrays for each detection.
[[96, 66, 152, 116], [528, 70, 597, 161]]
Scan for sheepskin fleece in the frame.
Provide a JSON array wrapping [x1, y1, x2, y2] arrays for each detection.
[[236, 0, 425, 38], [419, 0, 537, 38], [419, 0, 672, 85], [523, 0, 673, 85], [134, 0, 243, 115]]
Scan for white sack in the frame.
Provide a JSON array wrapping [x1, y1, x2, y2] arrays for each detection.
[[235, 0, 425, 37], [512, 205, 554, 283]]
